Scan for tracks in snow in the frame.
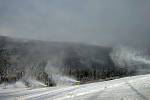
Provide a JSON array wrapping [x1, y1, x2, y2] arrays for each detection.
[[0, 74, 150, 100]]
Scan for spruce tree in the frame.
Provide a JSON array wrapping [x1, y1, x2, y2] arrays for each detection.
[[0, 37, 10, 80]]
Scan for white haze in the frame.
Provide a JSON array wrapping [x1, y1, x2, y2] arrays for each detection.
[[110, 46, 150, 73], [45, 61, 77, 86]]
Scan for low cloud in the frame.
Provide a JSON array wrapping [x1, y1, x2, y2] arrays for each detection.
[[0, 0, 150, 47]]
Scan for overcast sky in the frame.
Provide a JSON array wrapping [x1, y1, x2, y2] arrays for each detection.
[[0, 0, 150, 46]]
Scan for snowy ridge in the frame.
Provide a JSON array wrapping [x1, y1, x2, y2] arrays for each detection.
[[0, 74, 150, 100]]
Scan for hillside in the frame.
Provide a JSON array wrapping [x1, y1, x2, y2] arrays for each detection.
[[0, 74, 150, 100], [0, 36, 136, 86]]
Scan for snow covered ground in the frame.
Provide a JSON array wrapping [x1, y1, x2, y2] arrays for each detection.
[[0, 74, 150, 100]]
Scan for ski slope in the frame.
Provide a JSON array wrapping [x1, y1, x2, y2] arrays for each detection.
[[0, 74, 150, 100]]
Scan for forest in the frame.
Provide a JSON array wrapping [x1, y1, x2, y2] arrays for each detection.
[[0, 36, 137, 86]]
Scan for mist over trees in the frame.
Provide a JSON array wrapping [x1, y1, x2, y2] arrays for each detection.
[[0, 36, 139, 86]]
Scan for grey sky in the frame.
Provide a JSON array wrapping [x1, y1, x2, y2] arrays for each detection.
[[0, 0, 150, 46]]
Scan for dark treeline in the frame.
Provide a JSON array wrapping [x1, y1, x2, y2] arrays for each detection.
[[0, 36, 136, 86], [63, 67, 135, 84]]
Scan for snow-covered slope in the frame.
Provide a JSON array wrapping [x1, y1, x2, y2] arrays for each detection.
[[0, 74, 150, 100]]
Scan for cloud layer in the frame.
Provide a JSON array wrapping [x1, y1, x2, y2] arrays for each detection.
[[0, 0, 150, 46]]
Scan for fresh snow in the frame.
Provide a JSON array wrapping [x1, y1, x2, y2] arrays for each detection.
[[0, 74, 150, 100]]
